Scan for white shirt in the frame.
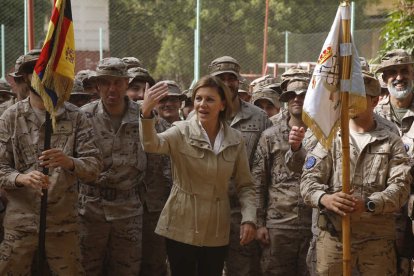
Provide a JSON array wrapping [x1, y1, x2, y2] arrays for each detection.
[[199, 121, 224, 155]]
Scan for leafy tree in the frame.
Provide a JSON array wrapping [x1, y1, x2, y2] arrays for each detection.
[[380, 0, 414, 56]]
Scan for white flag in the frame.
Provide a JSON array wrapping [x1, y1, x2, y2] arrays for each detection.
[[302, 4, 366, 149]]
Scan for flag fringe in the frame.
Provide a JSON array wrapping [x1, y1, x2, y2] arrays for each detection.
[[302, 110, 341, 149]]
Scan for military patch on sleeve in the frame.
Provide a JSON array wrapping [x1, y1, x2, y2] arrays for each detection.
[[305, 156, 316, 169], [404, 144, 409, 152]]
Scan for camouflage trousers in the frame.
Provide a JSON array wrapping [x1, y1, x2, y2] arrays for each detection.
[[0, 228, 84, 275], [140, 210, 168, 276], [225, 212, 261, 276], [80, 209, 143, 276], [316, 230, 397, 276], [306, 235, 318, 276], [261, 228, 312, 276]]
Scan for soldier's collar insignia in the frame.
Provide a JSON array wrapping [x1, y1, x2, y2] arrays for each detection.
[[305, 156, 316, 169]]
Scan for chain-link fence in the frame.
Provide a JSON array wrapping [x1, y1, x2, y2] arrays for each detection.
[[1, 0, 394, 89]]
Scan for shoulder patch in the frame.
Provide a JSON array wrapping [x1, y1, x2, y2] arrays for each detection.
[[305, 156, 317, 169], [404, 144, 410, 152]]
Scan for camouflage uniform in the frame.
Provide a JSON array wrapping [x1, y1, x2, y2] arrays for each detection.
[[226, 100, 272, 276], [300, 122, 411, 275], [0, 98, 102, 275], [374, 50, 414, 275], [139, 117, 172, 276], [252, 111, 313, 276], [79, 98, 146, 275], [0, 98, 17, 116]]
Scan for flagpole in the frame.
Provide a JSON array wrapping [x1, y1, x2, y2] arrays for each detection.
[[340, 1, 352, 276]]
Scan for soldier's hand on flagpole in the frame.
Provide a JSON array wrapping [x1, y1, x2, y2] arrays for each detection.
[[141, 82, 169, 118], [240, 222, 256, 246], [256, 226, 270, 246], [39, 148, 75, 170], [15, 170, 50, 194], [319, 192, 357, 216], [289, 126, 305, 152]]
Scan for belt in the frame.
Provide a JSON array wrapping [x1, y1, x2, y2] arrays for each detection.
[[79, 184, 138, 201]]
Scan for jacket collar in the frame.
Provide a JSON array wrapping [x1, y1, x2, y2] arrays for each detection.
[[187, 116, 241, 152], [21, 97, 68, 125], [96, 97, 139, 124], [231, 100, 254, 126]]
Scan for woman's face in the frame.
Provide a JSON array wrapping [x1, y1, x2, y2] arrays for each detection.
[[194, 87, 226, 125]]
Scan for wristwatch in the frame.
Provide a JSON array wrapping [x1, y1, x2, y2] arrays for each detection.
[[365, 198, 376, 213]]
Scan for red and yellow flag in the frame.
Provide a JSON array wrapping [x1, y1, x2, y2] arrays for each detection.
[[31, 0, 75, 126]]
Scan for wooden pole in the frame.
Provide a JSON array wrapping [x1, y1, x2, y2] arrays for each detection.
[[340, 1, 352, 276], [262, 0, 269, 75]]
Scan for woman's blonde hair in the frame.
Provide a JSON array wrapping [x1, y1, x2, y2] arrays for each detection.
[[191, 75, 234, 121]]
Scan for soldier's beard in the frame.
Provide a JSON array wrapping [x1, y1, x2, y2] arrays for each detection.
[[388, 80, 413, 99]]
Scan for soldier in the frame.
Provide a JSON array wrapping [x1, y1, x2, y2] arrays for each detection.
[[375, 49, 414, 135], [0, 49, 41, 115], [374, 49, 414, 275], [238, 77, 251, 102], [75, 69, 100, 101], [253, 77, 312, 276], [79, 57, 146, 275], [251, 86, 281, 118], [180, 89, 194, 120], [68, 79, 92, 107], [0, 67, 102, 274], [300, 72, 411, 275], [127, 67, 156, 102], [122, 56, 143, 69], [208, 56, 272, 276], [155, 80, 186, 124]]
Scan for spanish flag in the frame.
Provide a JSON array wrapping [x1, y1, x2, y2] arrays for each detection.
[[31, 0, 75, 127], [302, 3, 365, 149]]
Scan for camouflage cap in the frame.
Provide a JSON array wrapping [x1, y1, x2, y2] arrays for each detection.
[[376, 49, 413, 73], [238, 77, 250, 93], [71, 79, 92, 96], [128, 67, 155, 87], [122, 57, 142, 69], [94, 57, 130, 79], [359, 57, 370, 72], [9, 49, 41, 78], [158, 80, 186, 101], [280, 77, 309, 102], [251, 75, 279, 94], [76, 69, 95, 83], [209, 56, 241, 79], [281, 67, 311, 82], [362, 71, 381, 97], [252, 87, 281, 108], [0, 79, 14, 96]]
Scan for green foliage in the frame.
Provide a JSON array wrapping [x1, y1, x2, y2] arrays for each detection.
[[380, 0, 414, 57], [1, 0, 50, 77]]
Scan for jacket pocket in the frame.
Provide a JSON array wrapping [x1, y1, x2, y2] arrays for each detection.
[[366, 143, 390, 185]]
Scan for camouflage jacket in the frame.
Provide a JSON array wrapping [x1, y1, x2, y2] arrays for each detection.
[[228, 100, 272, 212], [139, 117, 172, 213], [301, 124, 411, 241], [375, 95, 414, 135], [80, 98, 146, 220], [0, 98, 102, 232], [252, 113, 312, 229], [0, 97, 16, 116]]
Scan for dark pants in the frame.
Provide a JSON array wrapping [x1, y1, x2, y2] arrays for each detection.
[[166, 238, 227, 276]]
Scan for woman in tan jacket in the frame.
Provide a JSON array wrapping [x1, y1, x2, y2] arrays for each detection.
[[140, 75, 256, 276]]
